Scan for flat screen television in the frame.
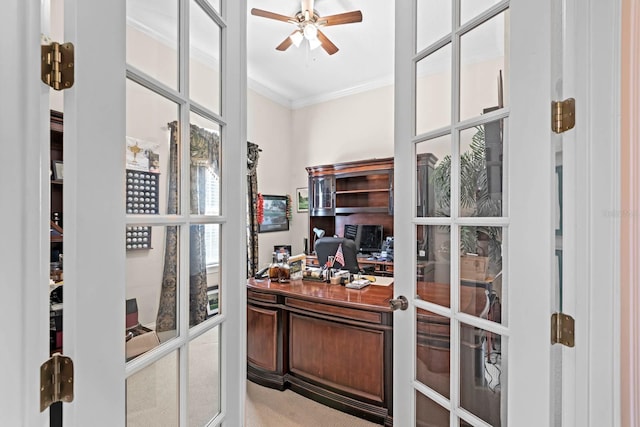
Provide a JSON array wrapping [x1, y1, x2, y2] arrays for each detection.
[[343, 224, 384, 254]]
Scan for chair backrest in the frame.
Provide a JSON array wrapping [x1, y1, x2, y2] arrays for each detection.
[[314, 237, 360, 273]]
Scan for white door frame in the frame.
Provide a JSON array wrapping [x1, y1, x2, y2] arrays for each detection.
[[568, 0, 621, 425], [2, 1, 51, 425], [620, 0, 640, 425]]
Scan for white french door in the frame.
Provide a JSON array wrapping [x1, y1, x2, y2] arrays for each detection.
[[4, 0, 246, 425], [394, 1, 560, 425]]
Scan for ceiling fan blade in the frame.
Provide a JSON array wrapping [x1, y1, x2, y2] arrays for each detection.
[[250, 8, 293, 23], [317, 30, 339, 55], [275, 32, 296, 51], [321, 10, 363, 26]]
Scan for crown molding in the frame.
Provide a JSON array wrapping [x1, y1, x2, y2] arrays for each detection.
[[246, 78, 293, 109], [290, 75, 394, 109]]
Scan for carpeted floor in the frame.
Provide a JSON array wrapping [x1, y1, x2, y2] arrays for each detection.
[[245, 381, 380, 427], [127, 327, 379, 426]]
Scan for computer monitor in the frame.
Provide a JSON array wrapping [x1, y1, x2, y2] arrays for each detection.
[[343, 224, 384, 254], [314, 237, 360, 273]]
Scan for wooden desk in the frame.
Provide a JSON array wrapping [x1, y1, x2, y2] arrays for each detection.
[[247, 278, 394, 426]]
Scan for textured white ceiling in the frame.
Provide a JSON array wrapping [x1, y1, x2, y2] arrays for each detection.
[[247, 0, 395, 108]]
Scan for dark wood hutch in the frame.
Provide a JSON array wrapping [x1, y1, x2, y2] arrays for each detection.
[[306, 157, 395, 251]]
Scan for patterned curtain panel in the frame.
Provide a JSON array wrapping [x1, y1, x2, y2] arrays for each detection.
[[156, 122, 219, 332], [247, 142, 260, 277]]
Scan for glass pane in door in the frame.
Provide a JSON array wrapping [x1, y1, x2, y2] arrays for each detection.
[[417, 135, 451, 217], [126, 79, 180, 216], [459, 121, 504, 218], [190, 223, 221, 325], [416, 225, 451, 307], [126, 351, 179, 426], [459, 225, 503, 322], [126, 0, 178, 90], [459, 10, 509, 122], [460, 0, 503, 24], [416, 308, 450, 398], [126, 225, 180, 361], [189, 112, 222, 215], [416, 0, 451, 51], [190, 0, 221, 115], [416, 44, 452, 135], [188, 326, 221, 425], [205, 0, 220, 14], [459, 322, 503, 426], [416, 391, 450, 427]]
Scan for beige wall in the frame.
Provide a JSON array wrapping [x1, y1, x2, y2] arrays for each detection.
[[252, 84, 395, 268], [247, 91, 295, 269]]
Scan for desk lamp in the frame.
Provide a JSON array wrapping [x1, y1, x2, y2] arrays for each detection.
[[312, 227, 325, 253]]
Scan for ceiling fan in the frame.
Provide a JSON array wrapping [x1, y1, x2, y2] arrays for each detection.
[[251, 0, 363, 55]]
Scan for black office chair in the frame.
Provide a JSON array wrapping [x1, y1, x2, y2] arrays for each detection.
[[314, 237, 363, 274]]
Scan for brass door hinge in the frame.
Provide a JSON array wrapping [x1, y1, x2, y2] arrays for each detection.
[[551, 312, 575, 347], [41, 42, 74, 91], [552, 98, 575, 133], [40, 353, 74, 412]]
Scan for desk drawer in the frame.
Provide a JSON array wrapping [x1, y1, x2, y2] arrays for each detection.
[[248, 290, 278, 304], [286, 297, 382, 324]]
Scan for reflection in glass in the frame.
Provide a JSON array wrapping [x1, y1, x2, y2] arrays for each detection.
[[126, 79, 179, 216], [190, 224, 221, 327], [460, 10, 508, 121], [417, 135, 451, 217], [460, 322, 503, 426], [126, 351, 179, 426], [126, 226, 179, 361], [458, 121, 504, 218], [189, 112, 221, 216], [126, 0, 178, 90], [416, 390, 449, 427], [458, 222, 502, 307], [416, 44, 452, 136], [459, 225, 502, 323], [416, 308, 450, 399], [188, 327, 221, 425], [417, 225, 451, 307], [416, 0, 451, 52], [190, 0, 222, 114]]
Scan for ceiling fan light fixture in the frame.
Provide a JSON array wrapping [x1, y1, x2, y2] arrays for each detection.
[[303, 23, 318, 40], [290, 30, 304, 47], [308, 37, 322, 50]]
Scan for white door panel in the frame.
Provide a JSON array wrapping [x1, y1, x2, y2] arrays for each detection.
[[394, 1, 557, 425], [6, 0, 246, 425]]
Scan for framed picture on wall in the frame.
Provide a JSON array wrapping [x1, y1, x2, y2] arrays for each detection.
[[206, 287, 219, 317], [296, 187, 309, 212], [259, 195, 290, 233], [52, 160, 64, 180]]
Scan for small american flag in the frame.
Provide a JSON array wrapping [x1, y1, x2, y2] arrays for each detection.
[[334, 243, 345, 267]]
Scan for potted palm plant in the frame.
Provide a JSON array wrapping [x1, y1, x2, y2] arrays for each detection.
[[431, 126, 503, 276]]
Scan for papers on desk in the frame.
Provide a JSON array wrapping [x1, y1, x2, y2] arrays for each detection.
[[368, 276, 393, 286], [346, 279, 370, 289]]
